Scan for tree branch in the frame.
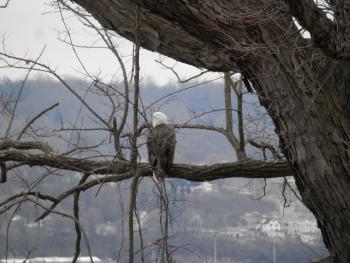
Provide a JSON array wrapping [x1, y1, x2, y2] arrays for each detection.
[[0, 0, 10, 8], [70, 0, 245, 71], [129, 7, 142, 262], [173, 123, 227, 135], [284, 0, 350, 59], [155, 59, 209, 83], [72, 174, 89, 263], [17, 103, 59, 141], [0, 149, 293, 179], [247, 139, 283, 160], [0, 139, 54, 154], [0, 192, 57, 213], [25, 197, 95, 263]]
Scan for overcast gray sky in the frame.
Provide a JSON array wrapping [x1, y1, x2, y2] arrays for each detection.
[[0, 0, 218, 85]]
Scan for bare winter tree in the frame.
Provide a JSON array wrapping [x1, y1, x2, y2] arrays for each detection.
[[1, 0, 348, 262], [0, 2, 296, 263], [44, 1, 350, 263]]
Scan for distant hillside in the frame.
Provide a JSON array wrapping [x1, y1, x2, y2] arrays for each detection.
[[0, 78, 327, 262]]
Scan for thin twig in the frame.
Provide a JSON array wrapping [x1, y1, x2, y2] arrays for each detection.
[[17, 103, 59, 140], [4, 47, 46, 138], [0, 51, 109, 127], [25, 197, 95, 263], [155, 59, 209, 83]]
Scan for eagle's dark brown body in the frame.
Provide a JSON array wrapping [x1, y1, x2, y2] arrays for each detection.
[[147, 123, 176, 179]]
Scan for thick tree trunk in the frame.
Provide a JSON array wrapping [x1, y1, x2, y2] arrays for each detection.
[[70, 0, 350, 261], [250, 52, 350, 263]]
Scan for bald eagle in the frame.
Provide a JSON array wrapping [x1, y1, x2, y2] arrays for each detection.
[[147, 112, 176, 181]]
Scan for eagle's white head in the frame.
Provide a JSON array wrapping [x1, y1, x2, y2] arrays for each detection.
[[152, 112, 168, 127]]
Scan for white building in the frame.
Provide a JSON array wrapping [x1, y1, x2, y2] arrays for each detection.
[[220, 226, 245, 239], [300, 232, 323, 245], [96, 222, 117, 236], [283, 220, 301, 236], [282, 219, 320, 236], [191, 182, 215, 192], [299, 219, 319, 233], [261, 219, 281, 232], [260, 219, 284, 238]]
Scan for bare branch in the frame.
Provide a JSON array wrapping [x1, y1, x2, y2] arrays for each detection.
[[247, 139, 283, 160], [72, 174, 89, 263], [224, 73, 235, 138], [224, 72, 246, 160], [0, 51, 109, 127], [34, 171, 134, 222], [129, 7, 141, 262], [25, 197, 95, 263], [112, 117, 124, 159], [122, 108, 238, 140], [0, 0, 10, 8], [174, 123, 227, 135], [4, 47, 46, 138], [235, 75, 246, 155], [57, 0, 130, 148], [0, 149, 292, 179], [155, 59, 209, 83], [145, 77, 223, 111], [17, 103, 59, 140], [0, 192, 57, 210], [0, 139, 54, 154]]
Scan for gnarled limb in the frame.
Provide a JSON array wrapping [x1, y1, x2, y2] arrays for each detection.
[[284, 0, 350, 60], [0, 149, 292, 179], [70, 0, 255, 71]]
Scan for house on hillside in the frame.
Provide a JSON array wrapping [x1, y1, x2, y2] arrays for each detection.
[[260, 219, 284, 238]]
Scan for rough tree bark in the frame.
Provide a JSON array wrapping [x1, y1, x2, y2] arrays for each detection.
[[66, 0, 350, 262]]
